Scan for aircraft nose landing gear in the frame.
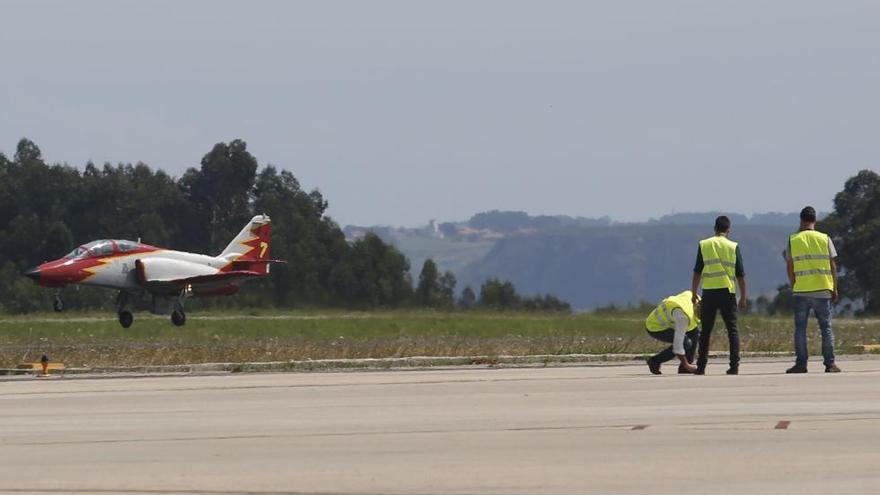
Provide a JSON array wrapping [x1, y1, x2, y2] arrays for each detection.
[[171, 285, 190, 327], [118, 310, 134, 328], [52, 294, 64, 312], [115, 291, 133, 328], [171, 308, 186, 326]]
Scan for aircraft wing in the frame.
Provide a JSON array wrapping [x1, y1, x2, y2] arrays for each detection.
[[139, 268, 264, 295], [174, 270, 263, 286]]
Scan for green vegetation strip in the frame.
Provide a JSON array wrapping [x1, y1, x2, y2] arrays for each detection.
[[2, 310, 880, 369]]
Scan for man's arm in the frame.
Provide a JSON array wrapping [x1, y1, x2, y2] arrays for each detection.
[[736, 246, 747, 309], [831, 258, 839, 303], [692, 246, 703, 303], [828, 238, 839, 303], [785, 238, 795, 287]]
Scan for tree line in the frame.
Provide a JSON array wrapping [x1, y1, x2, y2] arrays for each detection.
[[0, 138, 570, 313], [415, 260, 570, 312]]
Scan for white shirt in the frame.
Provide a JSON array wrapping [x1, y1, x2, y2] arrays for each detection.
[[672, 308, 689, 355]]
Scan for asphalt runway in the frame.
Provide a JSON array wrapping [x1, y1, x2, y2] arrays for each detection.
[[2, 358, 880, 495]]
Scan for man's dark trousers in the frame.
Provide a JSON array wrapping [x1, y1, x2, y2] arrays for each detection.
[[696, 288, 740, 371], [647, 328, 700, 364]]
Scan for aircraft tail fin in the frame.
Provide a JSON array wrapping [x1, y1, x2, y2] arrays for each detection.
[[220, 215, 272, 261]]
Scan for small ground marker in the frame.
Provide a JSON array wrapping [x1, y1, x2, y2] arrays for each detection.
[[775, 420, 791, 430], [16, 355, 64, 376]]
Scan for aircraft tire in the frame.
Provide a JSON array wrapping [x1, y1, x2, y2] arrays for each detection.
[[53, 296, 64, 312], [171, 309, 186, 327], [118, 310, 134, 328]]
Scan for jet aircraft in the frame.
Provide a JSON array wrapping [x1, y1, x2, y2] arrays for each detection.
[[23, 215, 281, 327]]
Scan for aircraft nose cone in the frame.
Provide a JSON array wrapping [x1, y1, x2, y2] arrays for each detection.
[[23, 267, 40, 282]]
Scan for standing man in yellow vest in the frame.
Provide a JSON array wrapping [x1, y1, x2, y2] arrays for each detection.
[[692, 216, 747, 375], [645, 290, 700, 374], [785, 206, 840, 373]]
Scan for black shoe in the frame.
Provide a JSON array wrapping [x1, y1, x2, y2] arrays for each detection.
[[678, 364, 696, 374], [825, 364, 841, 373], [786, 364, 808, 374], [694, 367, 705, 375], [647, 358, 661, 375], [726, 366, 738, 375]]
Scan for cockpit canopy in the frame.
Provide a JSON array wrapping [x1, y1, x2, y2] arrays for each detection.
[[64, 239, 143, 259]]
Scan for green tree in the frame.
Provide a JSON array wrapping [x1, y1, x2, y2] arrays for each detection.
[[14, 138, 42, 165], [251, 165, 350, 306], [520, 294, 571, 313], [2, 139, 82, 268], [72, 162, 187, 248], [438, 270, 457, 308], [344, 233, 412, 307], [180, 140, 258, 253], [415, 260, 456, 308], [416, 259, 440, 306], [475, 278, 571, 312], [42, 221, 74, 261], [821, 170, 880, 312], [458, 286, 476, 309], [0, 262, 47, 313], [478, 278, 521, 309]]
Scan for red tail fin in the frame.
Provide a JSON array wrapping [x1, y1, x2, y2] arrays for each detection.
[[221, 215, 271, 261]]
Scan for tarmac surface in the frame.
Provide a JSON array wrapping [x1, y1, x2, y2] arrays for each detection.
[[1, 358, 880, 495]]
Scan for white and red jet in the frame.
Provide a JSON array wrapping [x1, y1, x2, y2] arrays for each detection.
[[23, 215, 282, 327]]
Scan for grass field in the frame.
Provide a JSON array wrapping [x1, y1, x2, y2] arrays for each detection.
[[2, 310, 880, 368]]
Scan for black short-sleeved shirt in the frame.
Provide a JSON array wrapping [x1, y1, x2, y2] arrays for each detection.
[[693, 245, 745, 277]]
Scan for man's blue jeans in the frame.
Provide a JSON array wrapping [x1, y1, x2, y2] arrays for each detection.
[[793, 296, 835, 367]]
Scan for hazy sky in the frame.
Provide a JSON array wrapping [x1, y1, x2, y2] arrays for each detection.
[[2, 1, 878, 226]]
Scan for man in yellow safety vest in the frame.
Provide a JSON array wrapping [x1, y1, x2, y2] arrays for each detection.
[[785, 206, 840, 373], [645, 290, 700, 374], [692, 215, 747, 375]]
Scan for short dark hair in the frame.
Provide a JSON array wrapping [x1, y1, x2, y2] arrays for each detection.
[[800, 206, 817, 223], [714, 215, 731, 233]]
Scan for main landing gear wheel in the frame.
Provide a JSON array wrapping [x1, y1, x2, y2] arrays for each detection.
[[118, 310, 134, 329], [52, 295, 64, 312], [171, 309, 186, 327]]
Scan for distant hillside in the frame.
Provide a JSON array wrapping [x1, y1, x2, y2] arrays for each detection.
[[651, 211, 822, 227], [466, 210, 612, 233], [346, 210, 802, 309], [458, 224, 792, 309]]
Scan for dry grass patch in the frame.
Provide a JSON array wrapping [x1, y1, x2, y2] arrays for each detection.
[[1, 310, 879, 368]]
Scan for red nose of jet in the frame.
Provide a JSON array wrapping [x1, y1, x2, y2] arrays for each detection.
[[23, 266, 41, 283]]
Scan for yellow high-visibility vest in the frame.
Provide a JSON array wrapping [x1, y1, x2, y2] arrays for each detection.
[[699, 235, 738, 293], [790, 230, 834, 292], [646, 290, 700, 332]]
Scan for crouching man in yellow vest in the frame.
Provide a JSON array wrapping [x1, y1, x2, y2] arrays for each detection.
[[645, 290, 700, 374], [785, 206, 841, 374]]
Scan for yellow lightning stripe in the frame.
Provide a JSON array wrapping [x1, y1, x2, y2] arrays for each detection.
[[233, 230, 261, 261], [80, 258, 112, 280], [80, 250, 166, 280]]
